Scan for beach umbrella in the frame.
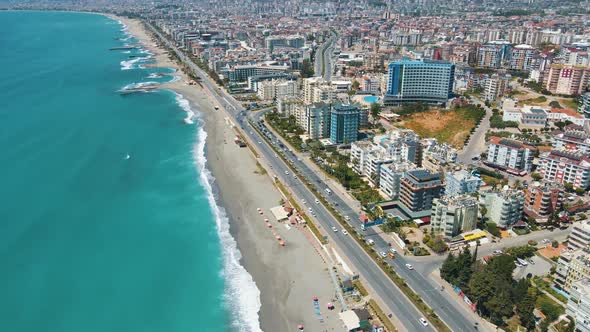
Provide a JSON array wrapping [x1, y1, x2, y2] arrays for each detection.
[[327, 303, 334, 310], [297, 324, 304, 330], [312, 296, 318, 301]]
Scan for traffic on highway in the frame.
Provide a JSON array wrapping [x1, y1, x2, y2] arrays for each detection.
[[148, 22, 482, 332]]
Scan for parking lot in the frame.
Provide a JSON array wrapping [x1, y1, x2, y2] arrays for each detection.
[[513, 255, 553, 280]]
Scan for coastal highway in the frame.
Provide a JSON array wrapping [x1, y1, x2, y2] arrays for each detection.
[[314, 32, 337, 80], [251, 111, 484, 332], [146, 22, 436, 331]]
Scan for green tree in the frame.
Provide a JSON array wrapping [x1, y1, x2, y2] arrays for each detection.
[[351, 80, 360, 90], [486, 288, 514, 325], [538, 296, 563, 322], [370, 102, 382, 122], [440, 252, 457, 283], [301, 59, 315, 78], [512, 278, 530, 301], [428, 236, 449, 253], [516, 292, 537, 330], [479, 206, 488, 219], [470, 270, 496, 316], [456, 247, 474, 290], [486, 222, 501, 237], [488, 255, 516, 281], [505, 245, 537, 259]]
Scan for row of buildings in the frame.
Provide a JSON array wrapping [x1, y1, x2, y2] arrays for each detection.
[[278, 101, 364, 144], [485, 130, 590, 190], [348, 127, 540, 239]]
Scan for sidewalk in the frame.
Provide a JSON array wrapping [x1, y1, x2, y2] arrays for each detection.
[[430, 271, 496, 332], [263, 120, 362, 213]]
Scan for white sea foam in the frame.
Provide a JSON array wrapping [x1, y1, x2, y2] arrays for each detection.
[[120, 56, 151, 70], [123, 50, 131, 54], [194, 126, 263, 332], [120, 57, 141, 70], [173, 92, 195, 124], [119, 81, 160, 93]]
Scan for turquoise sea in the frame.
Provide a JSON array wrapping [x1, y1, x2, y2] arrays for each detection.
[[0, 11, 260, 332]]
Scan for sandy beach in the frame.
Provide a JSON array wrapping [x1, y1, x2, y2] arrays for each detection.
[[114, 16, 346, 331]]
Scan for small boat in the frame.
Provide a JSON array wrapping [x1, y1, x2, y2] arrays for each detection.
[[124, 154, 131, 160]]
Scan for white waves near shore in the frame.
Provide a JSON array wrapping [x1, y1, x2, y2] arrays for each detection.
[[120, 57, 143, 70], [173, 92, 195, 124], [119, 81, 160, 91], [194, 126, 263, 332]]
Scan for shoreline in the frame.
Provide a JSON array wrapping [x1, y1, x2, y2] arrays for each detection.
[[110, 14, 345, 332]]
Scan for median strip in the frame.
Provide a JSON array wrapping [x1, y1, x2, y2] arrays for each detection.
[[262, 115, 452, 332]]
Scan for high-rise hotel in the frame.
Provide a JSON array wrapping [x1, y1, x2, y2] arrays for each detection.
[[384, 60, 455, 106]]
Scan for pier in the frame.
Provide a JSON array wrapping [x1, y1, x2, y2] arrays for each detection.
[[109, 43, 142, 51]]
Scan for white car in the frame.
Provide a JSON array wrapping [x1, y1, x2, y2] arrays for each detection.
[[380, 252, 387, 258], [405, 264, 414, 270], [301, 199, 306, 205], [285, 171, 289, 175], [389, 248, 397, 254], [344, 216, 350, 221], [342, 230, 348, 235], [493, 249, 503, 255], [419, 318, 429, 327], [332, 227, 338, 232], [308, 207, 313, 213], [315, 199, 320, 204]]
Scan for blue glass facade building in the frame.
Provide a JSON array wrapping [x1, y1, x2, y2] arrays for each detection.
[[385, 60, 455, 105], [330, 104, 360, 144]]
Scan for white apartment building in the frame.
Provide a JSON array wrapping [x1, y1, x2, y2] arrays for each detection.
[[350, 142, 394, 184], [556, 248, 590, 294], [277, 97, 303, 116], [546, 108, 588, 127], [305, 103, 331, 140], [538, 150, 590, 189], [422, 139, 458, 166], [379, 162, 417, 199], [311, 84, 337, 104], [567, 279, 590, 332], [486, 136, 537, 172], [302, 77, 338, 104], [569, 221, 590, 251], [360, 76, 381, 92], [501, 105, 549, 128], [431, 195, 479, 239], [483, 74, 510, 101], [480, 188, 525, 228], [373, 129, 422, 165], [257, 79, 298, 101], [553, 129, 590, 155], [445, 170, 482, 197]]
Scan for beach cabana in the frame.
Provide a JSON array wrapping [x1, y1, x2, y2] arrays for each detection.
[[270, 206, 289, 222]]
